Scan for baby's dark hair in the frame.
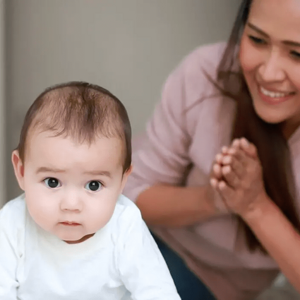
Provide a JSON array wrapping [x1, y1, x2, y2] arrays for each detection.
[[17, 81, 132, 173]]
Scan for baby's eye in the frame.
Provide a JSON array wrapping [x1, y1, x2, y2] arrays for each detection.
[[85, 181, 102, 192], [44, 178, 61, 188]]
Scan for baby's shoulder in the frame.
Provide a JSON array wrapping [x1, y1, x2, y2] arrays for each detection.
[[113, 194, 142, 224], [108, 195, 144, 239], [0, 194, 27, 237], [0, 194, 27, 222]]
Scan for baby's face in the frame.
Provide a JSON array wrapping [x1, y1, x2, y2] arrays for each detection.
[[12, 131, 130, 243]]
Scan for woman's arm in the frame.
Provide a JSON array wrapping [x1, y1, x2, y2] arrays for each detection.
[[242, 195, 300, 293], [212, 138, 300, 292], [136, 184, 225, 227]]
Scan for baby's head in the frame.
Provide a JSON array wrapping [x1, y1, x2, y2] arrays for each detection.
[[12, 82, 132, 243]]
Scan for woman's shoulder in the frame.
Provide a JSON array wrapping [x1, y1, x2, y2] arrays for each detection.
[[183, 41, 227, 66], [154, 41, 234, 135], [171, 42, 236, 142], [178, 41, 227, 80], [166, 41, 230, 113]]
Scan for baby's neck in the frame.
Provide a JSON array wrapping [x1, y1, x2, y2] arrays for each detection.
[[64, 233, 95, 244]]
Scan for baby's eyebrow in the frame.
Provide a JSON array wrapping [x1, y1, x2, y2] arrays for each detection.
[[35, 167, 112, 178], [36, 167, 65, 174], [83, 170, 112, 178]]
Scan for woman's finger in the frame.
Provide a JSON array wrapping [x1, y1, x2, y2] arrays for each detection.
[[228, 146, 250, 167], [221, 165, 240, 189], [210, 179, 231, 213], [212, 163, 222, 180], [217, 180, 235, 206], [215, 153, 223, 164], [231, 138, 241, 149], [240, 138, 258, 159], [221, 154, 245, 178], [221, 146, 229, 155]]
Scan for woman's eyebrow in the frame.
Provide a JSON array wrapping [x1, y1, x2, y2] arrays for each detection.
[[247, 22, 269, 37], [247, 22, 300, 47]]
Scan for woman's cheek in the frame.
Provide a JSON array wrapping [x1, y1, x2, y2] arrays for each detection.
[[239, 38, 253, 72]]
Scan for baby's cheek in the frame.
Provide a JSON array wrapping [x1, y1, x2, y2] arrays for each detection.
[[26, 195, 54, 226], [87, 200, 116, 230]]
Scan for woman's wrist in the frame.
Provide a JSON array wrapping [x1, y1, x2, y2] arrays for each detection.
[[137, 184, 222, 227], [239, 191, 273, 222], [205, 184, 230, 216]]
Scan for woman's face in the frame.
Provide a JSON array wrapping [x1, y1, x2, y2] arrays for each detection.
[[239, 0, 300, 137]]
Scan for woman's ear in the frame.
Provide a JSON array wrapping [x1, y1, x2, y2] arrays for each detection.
[[12, 150, 25, 191]]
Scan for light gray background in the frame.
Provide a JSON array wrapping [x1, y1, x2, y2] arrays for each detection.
[[0, 0, 5, 208], [4, 0, 240, 200]]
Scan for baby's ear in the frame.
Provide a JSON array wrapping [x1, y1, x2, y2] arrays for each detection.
[[12, 150, 25, 191], [120, 165, 133, 192]]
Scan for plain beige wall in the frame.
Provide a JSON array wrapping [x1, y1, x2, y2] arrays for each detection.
[[5, 0, 240, 199]]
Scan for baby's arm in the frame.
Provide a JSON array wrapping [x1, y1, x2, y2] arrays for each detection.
[[116, 204, 181, 300], [0, 206, 19, 299]]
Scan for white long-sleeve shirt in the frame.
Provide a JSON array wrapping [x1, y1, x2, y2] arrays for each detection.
[[0, 194, 181, 300]]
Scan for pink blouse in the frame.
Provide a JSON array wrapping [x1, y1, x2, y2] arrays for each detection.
[[123, 42, 300, 300]]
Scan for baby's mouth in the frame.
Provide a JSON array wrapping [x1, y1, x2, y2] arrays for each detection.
[[60, 221, 81, 226]]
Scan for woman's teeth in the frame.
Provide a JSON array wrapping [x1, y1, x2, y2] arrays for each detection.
[[260, 86, 292, 98]]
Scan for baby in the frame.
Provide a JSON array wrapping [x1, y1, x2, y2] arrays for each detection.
[[0, 82, 181, 300]]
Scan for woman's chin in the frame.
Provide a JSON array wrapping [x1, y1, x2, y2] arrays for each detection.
[[257, 114, 283, 124], [253, 105, 285, 124]]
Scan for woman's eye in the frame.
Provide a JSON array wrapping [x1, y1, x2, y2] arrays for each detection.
[[85, 181, 102, 192], [44, 178, 61, 188], [291, 50, 300, 60], [248, 35, 266, 45]]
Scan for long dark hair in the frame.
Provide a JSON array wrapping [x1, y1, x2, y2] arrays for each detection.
[[218, 0, 300, 253]]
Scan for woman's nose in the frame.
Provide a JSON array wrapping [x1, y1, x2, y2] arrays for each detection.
[[258, 51, 286, 83]]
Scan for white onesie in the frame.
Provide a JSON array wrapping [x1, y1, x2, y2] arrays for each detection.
[[0, 194, 181, 300]]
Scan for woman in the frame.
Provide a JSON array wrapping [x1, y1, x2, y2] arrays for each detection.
[[123, 0, 300, 299]]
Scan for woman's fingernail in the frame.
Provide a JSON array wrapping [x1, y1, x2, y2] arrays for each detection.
[[210, 178, 217, 187], [222, 146, 228, 153], [232, 139, 240, 148], [241, 138, 249, 147], [216, 154, 222, 161]]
